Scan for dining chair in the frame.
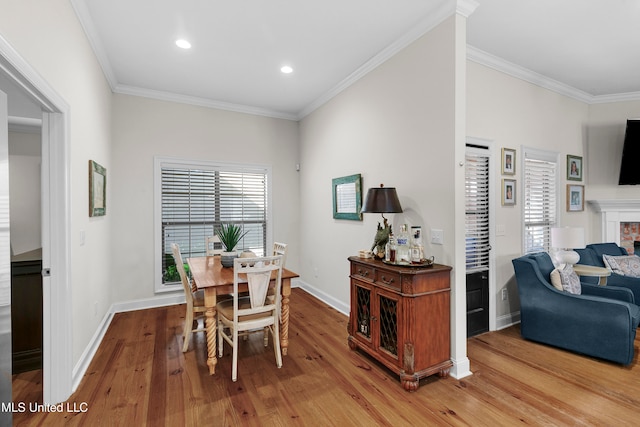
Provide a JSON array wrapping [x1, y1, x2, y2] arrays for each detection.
[[273, 242, 288, 267], [171, 243, 207, 352], [206, 235, 223, 257], [217, 255, 283, 382]]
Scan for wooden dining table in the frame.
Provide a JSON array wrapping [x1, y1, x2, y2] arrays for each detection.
[[187, 255, 299, 375]]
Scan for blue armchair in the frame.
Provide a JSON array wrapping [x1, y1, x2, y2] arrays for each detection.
[[512, 252, 640, 365], [576, 243, 640, 303]]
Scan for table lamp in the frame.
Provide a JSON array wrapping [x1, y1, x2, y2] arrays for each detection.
[[551, 227, 585, 266], [360, 184, 403, 258]]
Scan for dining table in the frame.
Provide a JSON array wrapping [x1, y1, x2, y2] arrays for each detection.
[[187, 255, 299, 375]]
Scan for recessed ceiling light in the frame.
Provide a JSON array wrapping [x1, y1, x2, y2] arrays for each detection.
[[280, 65, 293, 74], [176, 39, 191, 49]]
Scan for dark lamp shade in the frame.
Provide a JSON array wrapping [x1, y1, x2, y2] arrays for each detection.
[[360, 187, 403, 214]]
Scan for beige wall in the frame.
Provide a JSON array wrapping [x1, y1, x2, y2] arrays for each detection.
[[0, 0, 113, 363], [110, 94, 300, 302], [299, 18, 459, 311], [8, 131, 41, 256], [467, 61, 590, 319]]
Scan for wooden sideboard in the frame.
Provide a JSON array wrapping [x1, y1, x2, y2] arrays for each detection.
[[347, 256, 452, 391]]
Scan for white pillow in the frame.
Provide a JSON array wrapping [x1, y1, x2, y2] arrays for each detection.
[[549, 268, 564, 291], [557, 264, 581, 295], [602, 254, 640, 277]]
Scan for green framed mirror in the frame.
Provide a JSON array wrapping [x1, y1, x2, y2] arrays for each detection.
[[332, 174, 362, 221]]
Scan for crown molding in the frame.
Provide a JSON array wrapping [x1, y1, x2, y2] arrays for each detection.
[[70, 0, 118, 90], [457, 0, 480, 18], [591, 91, 640, 104], [298, 1, 458, 119], [114, 84, 298, 121], [466, 45, 594, 104]]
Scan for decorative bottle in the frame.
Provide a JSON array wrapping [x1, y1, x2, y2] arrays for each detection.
[[385, 233, 397, 263], [410, 226, 424, 264], [396, 224, 410, 263]]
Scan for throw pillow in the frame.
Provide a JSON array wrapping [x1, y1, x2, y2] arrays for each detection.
[[558, 264, 581, 295], [549, 268, 564, 291], [602, 254, 640, 277]]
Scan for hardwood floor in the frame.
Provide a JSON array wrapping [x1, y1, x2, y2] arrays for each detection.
[[12, 288, 640, 426]]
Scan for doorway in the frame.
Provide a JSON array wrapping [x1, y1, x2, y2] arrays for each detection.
[[465, 139, 494, 337], [0, 37, 72, 405]]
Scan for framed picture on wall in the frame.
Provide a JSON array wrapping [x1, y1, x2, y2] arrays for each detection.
[[502, 179, 516, 206], [332, 173, 362, 220], [567, 154, 583, 181], [567, 184, 584, 212], [89, 160, 106, 217], [502, 148, 516, 175]]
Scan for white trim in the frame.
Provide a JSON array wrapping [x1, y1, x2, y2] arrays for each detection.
[[496, 311, 521, 331], [0, 33, 72, 405], [295, 279, 349, 316], [115, 84, 298, 122], [69, 0, 118, 89], [450, 357, 472, 380], [298, 1, 458, 119], [587, 199, 640, 245]]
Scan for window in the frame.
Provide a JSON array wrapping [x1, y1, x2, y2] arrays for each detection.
[[155, 158, 271, 292], [465, 146, 491, 271], [523, 148, 558, 254]]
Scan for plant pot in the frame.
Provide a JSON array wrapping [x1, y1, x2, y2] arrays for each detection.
[[220, 251, 238, 268]]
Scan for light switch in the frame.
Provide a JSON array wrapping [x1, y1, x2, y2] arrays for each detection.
[[431, 229, 444, 245], [496, 224, 506, 236]]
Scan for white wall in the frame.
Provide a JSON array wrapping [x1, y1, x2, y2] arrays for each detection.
[[0, 0, 113, 363], [467, 60, 590, 318], [8, 131, 41, 256], [299, 16, 463, 367], [110, 94, 300, 302]]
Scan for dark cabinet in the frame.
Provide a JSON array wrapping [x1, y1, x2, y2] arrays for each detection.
[[11, 257, 43, 373]]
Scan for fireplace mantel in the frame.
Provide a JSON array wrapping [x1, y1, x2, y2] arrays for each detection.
[[588, 199, 640, 244]]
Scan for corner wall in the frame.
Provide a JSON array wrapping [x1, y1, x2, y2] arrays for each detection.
[[110, 94, 300, 302], [467, 61, 590, 320], [299, 16, 464, 367]]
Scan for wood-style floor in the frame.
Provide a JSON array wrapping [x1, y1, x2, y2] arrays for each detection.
[[12, 288, 640, 426]]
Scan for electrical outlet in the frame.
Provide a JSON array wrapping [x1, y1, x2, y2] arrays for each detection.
[[501, 288, 508, 301]]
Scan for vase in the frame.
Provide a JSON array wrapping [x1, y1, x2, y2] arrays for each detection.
[[220, 250, 238, 268]]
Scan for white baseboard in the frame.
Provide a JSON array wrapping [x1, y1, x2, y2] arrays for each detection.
[[496, 311, 521, 330], [450, 356, 472, 379], [295, 279, 350, 316], [71, 292, 185, 392]]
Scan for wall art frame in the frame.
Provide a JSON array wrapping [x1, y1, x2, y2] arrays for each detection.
[[332, 173, 362, 220], [502, 179, 516, 206], [89, 160, 106, 217], [567, 154, 583, 181], [502, 147, 516, 175], [567, 184, 584, 212]]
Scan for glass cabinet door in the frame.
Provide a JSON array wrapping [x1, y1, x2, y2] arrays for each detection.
[[355, 285, 371, 339], [378, 293, 398, 357]]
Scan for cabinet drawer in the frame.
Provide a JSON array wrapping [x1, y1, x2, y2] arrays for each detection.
[[352, 263, 375, 281], [375, 270, 401, 290]]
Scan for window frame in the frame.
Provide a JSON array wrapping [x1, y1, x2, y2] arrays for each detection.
[[153, 156, 273, 293], [522, 147, 559, 254]]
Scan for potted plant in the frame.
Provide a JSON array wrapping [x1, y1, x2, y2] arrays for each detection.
[[215, 223, 249, 267]]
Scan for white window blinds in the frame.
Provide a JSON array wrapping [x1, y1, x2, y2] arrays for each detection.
[[523, 150, 557, 254], [465, 150, 490, 271], [158, 160, 269, 286]]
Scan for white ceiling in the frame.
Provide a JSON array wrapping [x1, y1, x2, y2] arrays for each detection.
[[69, 0, 640, 120]]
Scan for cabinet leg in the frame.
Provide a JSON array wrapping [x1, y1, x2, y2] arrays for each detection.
[[439, 368, 450, 378], [401, 377, 419, 392]]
